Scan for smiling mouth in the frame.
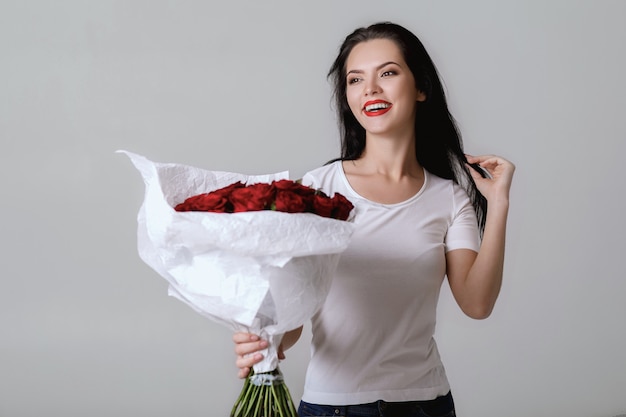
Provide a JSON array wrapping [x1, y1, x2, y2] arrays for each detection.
[[363, 100, 392, 116]]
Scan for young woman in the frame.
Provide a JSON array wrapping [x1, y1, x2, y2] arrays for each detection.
[[233, 22, 515, 417]]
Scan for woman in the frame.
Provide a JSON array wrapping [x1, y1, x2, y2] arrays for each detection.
[[234, 22, 515, 417]]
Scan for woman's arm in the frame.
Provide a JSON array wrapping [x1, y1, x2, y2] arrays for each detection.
[[446, 154, 515, 319], [233, 326, 304, 379]]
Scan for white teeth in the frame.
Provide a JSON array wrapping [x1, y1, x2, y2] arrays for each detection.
[[365, 102, 390, 112]]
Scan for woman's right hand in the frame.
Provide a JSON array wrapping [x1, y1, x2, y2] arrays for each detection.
[[233, 332, 285, 379]]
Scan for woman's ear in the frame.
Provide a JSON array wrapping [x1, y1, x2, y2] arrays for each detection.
[[416, 90, 427, 102]]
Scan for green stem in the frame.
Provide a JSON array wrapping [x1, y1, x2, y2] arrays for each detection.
[[244, 382, 260, 416], [282, 382, 298, 416], [230, 376, 249, 417], [251, 384, 262, 417], [230, 368, 297, 417]]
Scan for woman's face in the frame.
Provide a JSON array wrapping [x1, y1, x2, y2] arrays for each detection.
[[345, 38, 425, 137]]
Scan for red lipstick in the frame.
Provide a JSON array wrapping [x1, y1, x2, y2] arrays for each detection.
[[363, 100, 392, 117]]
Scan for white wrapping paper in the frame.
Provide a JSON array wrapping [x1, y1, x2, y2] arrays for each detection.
[[119, 151, 355, 372]]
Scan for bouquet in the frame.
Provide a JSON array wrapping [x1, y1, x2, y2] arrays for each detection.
[[118, 151, 355, 417], [173, 179, 353, 220]]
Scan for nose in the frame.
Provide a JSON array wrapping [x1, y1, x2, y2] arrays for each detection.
[[364, 78, 381, 96]]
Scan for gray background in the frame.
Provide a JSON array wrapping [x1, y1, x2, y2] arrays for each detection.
[[1, 1, 625, 416]]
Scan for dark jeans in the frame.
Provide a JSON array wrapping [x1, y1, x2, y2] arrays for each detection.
[[298, 391, 455, 417]]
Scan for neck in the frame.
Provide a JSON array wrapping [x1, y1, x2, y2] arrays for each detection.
[[357, 132, 421, 179]]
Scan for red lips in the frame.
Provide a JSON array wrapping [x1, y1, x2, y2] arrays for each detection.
[[363, 99, 392, 117]]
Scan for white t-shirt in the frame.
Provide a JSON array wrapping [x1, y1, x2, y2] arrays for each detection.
[[300, 161, 480, 405]]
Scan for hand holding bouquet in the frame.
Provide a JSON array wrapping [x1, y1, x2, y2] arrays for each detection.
[[119, 151, 355, 417]]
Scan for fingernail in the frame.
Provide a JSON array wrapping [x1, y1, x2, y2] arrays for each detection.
[[259, 340, 268, 348]]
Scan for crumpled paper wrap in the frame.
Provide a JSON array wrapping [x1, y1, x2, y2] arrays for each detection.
[[119, 151, 355, 372]]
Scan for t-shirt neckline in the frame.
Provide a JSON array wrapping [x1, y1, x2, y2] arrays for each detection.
[[336, 160, 428, 208]]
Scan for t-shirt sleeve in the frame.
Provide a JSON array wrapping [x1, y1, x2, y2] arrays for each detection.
[[445, 184, 480, 253], [300, 171, 319, 190], [301, 163, 335, 193]]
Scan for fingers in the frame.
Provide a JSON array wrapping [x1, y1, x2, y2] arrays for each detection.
[[235, 348, 264, 372], [233, 332, 269, 379], [466, 154, 497, 170], [466, 154, 515, 169], [466, 153, 498, 163], [237, 366, 251, 379], [232, 332, 261, 345], [466, 162, 491, 180], [466, 154, 515, 178], [233, 333, 269, 356], [465, 154, 515, 201]]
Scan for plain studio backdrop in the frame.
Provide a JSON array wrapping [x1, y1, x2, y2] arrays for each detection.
[[1, 1, 625, 416]]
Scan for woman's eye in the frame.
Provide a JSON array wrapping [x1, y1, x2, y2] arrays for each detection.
[[381, 70, 396, 77], [347, 77, 361, 85]]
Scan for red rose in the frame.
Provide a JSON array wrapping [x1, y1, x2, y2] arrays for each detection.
[[230, 183, 276, 212], [273, 180, 316, 196], [330, 192, 354, 220], [214, 181, 245, 196], [174, 192, 228, 212], [174, 181, 245, 212], [312, 194, 334, 218], [275, 180, 315, 209], [275, 190, 307, 213]]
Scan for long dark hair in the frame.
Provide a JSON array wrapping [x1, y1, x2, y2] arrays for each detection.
[[328, 21, 487, 235]]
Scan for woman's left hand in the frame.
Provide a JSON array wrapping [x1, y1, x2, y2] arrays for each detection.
[[465, 154, 515, 202]]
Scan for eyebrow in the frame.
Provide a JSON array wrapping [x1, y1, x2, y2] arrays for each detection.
[[346, 61, 400, 76]]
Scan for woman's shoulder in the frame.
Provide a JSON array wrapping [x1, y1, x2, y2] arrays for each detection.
[[424, 171, 473, 205], [425, 170, 455, 190], [301, 160, 342, 186]]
